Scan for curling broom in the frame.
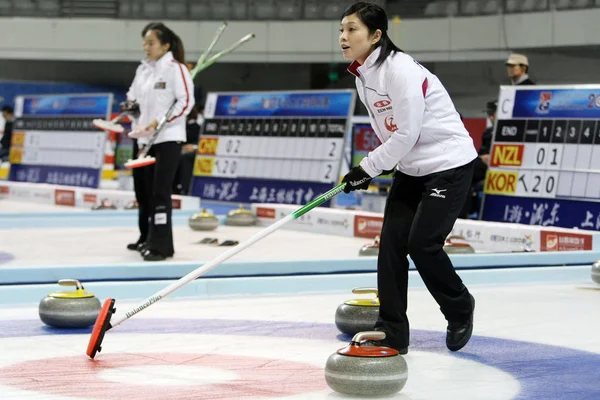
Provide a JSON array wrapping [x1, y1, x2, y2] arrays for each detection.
[[86, 182, 345, 358]]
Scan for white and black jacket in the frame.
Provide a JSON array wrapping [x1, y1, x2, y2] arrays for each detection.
[[349, 47, 477, 177], [127, 51, 195, 145]]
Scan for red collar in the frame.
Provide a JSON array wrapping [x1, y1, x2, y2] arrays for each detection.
[[347, 60, 361, 77]]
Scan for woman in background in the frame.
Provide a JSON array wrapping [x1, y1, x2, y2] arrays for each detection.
[[127, 22, 195, 261]]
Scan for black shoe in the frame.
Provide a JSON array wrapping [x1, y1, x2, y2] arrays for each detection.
[[143, 250, 166, 262], [362, 340, 408, 355], [127, 239, 146, 251], [446, 295, 475, 352]]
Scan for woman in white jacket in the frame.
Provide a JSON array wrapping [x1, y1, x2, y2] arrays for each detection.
[[127, 22, 195, 261], [340, 2, 477, 353]]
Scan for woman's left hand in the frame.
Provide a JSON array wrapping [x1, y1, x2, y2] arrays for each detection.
[[147, 119, 159, 130]]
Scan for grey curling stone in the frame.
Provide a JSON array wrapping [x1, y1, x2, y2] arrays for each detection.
[[225, 205, 256, 226], [335, 287, 379, 336], [188, 208, 219, 231], [444, 235, 475, 254], [325, 331, 408, 396], [358, 235, 380, 257], [592, 260, 600, 284], [39, 279, 101, 328]]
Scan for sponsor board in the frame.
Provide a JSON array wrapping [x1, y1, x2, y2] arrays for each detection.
[[55, 189, 76, 206], [172, 198, 182, 210], [82, 193, 98, 204], [256, 207, 276, 219], [540, 230, 592, 252], [354, 214, 384, 238]]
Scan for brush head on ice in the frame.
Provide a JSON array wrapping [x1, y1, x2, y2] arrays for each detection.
[[92, 119, 125, 133], [124, 156, 156, 169], [86, 298, 115, 359]]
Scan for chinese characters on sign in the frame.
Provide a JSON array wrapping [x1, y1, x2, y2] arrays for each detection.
[[482, 86, 600, 230], [200, 181, 317, 205]]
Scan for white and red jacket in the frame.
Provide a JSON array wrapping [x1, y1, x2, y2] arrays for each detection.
[[349, 47, 477, 177], [127, 51, 195, 145]]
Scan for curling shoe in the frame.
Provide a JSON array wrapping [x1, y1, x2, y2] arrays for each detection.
[[143, 250, 166, 262], [127, 239, 145, 251], [446, 294, 475, 352]]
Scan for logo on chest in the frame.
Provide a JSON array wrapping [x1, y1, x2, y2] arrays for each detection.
[[373, 99, 393, 114], [384, 115, 397, 132], [154, 81, 167, 89]]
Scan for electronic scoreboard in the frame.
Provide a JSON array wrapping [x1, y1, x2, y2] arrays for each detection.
[[8, 93, 112, 188], [481, 85, 600, 230], [190, 90, 356, 206]]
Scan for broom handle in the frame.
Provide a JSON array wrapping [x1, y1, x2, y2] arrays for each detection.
[[111, 182, 346, 327]]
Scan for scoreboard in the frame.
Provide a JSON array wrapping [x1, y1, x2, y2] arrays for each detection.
[[481, 85, 600, 230], [189, 90, 356, 205], [8, 94, 112, 188]]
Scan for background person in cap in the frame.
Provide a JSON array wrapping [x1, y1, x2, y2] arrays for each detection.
[[506, 53, 535, 85]]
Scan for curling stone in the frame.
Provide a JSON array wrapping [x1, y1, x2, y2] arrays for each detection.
[[358, 235, 380, 257], [335, 288, 379, 336], [39, 279, 101, 328], [592, 260, 600, 284], [325, 331, 408, 396], [188, 208, 219, 231], [91, 199, 117, 211], [443, 235, 475, 254], [225, 205, 256, 226], [124, 200, 139, 210]]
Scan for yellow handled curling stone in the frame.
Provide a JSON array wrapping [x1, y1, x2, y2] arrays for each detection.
[[225, 205, 257, 227], [39, 279, 101, 328], [335, 287, 380, 336], [188, 208, 219, 231]]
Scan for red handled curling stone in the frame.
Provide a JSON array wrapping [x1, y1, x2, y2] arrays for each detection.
[[39, 279, 101, 328], [443, 235, 475, 254], [325, 331, 408, 396], [335, 288, 379, 336], [91, 199, 117, 211], [124, 200, 139, 210], [592, 260, 600, 284], [358, 235, 380, 257], [86, 298, 116, 358]]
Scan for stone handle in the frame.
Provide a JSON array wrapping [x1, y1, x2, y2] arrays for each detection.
[[352, 287, 378, 296], [58, 279, 84, 290], [351, 331, 386, 344]]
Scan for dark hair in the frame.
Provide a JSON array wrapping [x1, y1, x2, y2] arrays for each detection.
[[1, 105, 13, 114], [341, 2, 402, 66], [142, 22, 185, 64]]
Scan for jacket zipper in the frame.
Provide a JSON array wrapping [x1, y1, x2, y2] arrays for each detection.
[[358, 76, 384, 143]]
